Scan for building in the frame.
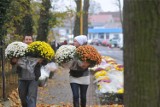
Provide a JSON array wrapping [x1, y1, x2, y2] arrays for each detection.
[[88, 28, 123, 48], [51, 11, 123, 45], [89, 12, 122, 28], [88, 28, 122, 40]]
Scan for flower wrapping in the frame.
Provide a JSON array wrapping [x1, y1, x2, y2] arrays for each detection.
[[17, 56, 41, 73], [76, 45, 102, 66], [55, 45, 76, 65], [5, 41, 28, 59], [25, 41, 55, 60]]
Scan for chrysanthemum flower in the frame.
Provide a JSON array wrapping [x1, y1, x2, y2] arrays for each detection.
[[55, 45, 76, 65], [5, 41, 28, 59], [76, 45, 102, 66], [26, 41, 54, 60]]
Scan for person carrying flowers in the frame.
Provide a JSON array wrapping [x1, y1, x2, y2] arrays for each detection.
[[69, 35, 101, 107], [8, 35, 42, 107], [7, 35, 54, 107]]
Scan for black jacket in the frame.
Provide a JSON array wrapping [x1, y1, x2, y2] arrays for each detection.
[[69, 60, 89, 77]]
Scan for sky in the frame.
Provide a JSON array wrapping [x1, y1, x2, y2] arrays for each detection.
[[54, 0, 123, 12], [95, 0, 123, 12]]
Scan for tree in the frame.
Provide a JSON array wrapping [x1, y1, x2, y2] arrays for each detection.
[[73, 0, 81, 37], [0, 0, 11, 99], [22, 0, 33, 36], [115, 0, 123, 24], [4, 0, 33, 40], [123, 1, 160, 107], [36, 0, 51, 41], [89, 0, 102, 15], [73, 0, 90, 37], [30, 1, 41, 35], [83, 0, 89, 36], [0, 0, 11, 37]]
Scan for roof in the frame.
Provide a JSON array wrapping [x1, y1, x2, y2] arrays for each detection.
[[88, 28, 122, 33], [99, 12, 121, 18], [89, 14, 113, 24]]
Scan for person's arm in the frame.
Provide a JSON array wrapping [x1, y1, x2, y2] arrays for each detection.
[[71, 59, 90, 70], [78, 61, 90, 69], [10, 57, 18, 65]]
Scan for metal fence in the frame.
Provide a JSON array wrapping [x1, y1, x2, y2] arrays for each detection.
[[0, 59, 18, 100]]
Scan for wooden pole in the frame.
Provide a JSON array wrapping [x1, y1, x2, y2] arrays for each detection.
[[80, 0, 83, 35], [0, 40, 6, 100]]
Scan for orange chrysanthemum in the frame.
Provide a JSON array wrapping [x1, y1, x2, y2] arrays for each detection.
[[76, 45, 102, 66]]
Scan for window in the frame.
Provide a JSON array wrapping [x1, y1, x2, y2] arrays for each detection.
[[99, 33, 104, 39], [106, 33, 109, 39], [113, 34, 119, 39], [93, 34, 96, 39], [88, 34, 91, 39]]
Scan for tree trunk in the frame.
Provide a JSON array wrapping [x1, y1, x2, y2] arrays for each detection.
[[83, 0, 89, 36], [73, 0, 81, 37], [37, 0, 51, 41], [22, 14, 33, 36], [22, 0, 33, 36], [0, 0, 11, 38], [124, 0, 160, 107], [74, 0, 89, 37]]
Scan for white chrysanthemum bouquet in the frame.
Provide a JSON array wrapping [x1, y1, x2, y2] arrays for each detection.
[[5, 41, 28, 59], [55, 45, 76, 65]]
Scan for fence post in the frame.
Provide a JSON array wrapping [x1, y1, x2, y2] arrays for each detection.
[[0, 39, 6, 100], [1, 0, 12, 100]]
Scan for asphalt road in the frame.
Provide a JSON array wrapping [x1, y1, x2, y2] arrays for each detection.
[[93, 45, 123, 65]]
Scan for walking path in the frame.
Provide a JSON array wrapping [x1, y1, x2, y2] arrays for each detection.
[[0, 68, 124, 107], [37, 67, 100, 106], [0, 67, 100, 107]]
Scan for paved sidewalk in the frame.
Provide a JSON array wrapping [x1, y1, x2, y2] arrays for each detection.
[[37, 68, 72, 105], [0, 67, 100, 107], [37, 67, 100, 106]]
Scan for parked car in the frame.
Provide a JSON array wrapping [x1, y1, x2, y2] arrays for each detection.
[[110, 38, 119, 48], [90, 39, 103, 46], [101, 39, 111, 47]]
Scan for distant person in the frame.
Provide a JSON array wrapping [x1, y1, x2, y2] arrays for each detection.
[[51, 40, 58, 52], [57, 42, 61, 49], [62, 40, 68, 45], [57, 40, 68, 49], [109, 39, 113, 48]]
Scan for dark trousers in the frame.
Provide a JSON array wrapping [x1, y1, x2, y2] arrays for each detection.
[[70, 83, 88, 107], [18, 80, 38, 107]]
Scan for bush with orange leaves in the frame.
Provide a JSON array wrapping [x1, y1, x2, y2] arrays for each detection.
[[76, 45, 102, 67]]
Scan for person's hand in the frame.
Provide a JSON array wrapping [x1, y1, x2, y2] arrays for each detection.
[[10, 57, 18, 65], [38, 59, 44, 64], [79, 61, 90, 69]]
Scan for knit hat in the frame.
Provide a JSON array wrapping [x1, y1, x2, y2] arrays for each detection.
[[74, 35, 87, 45]]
